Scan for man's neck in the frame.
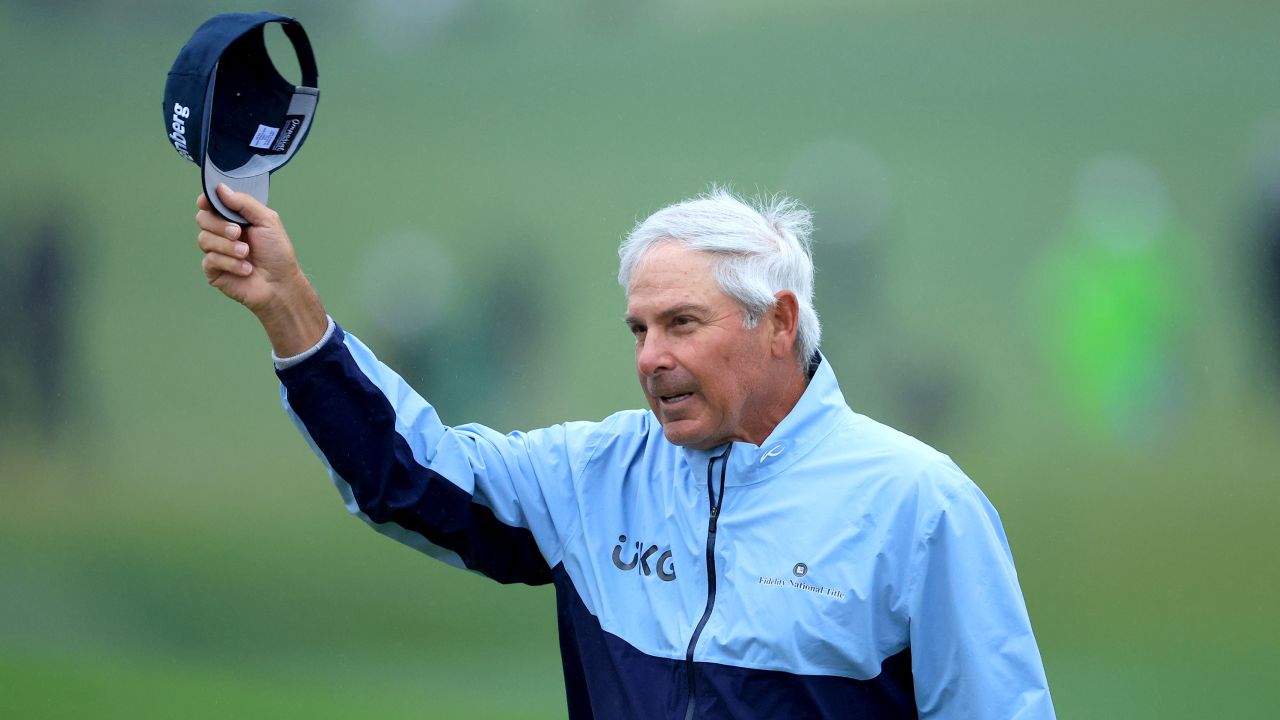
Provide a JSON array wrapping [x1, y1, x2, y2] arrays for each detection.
[[741, 359, 812, 447]]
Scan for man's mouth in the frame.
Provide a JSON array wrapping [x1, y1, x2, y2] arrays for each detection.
[[659, 393, 693, 406]]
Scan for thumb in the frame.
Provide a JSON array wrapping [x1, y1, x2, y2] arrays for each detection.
[[216, 183, 277, 227]]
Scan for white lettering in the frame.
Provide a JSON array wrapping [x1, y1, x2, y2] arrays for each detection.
[[271, 118, 301, 152], [169, 103, 193, 160]]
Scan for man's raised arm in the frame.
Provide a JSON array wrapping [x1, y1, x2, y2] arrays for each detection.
[[192, 183, 578, 586], [194, 182, 328, 357]]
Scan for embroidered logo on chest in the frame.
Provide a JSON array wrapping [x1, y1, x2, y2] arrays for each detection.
[[758, 562, 845, 599]]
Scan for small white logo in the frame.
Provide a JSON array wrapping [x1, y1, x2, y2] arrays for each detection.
[[793, 562, 808, 577], [760, 444, 785, 463]]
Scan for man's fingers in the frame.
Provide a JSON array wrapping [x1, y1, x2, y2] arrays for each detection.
[[215, 183, 278, 227], [196, 209, 243, 239], [202, 250, 254, 280], [198, 230, 250, 258], [196, 193, 212, 212]]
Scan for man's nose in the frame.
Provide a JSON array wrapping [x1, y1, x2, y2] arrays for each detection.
[[636, 333, 674, 377]]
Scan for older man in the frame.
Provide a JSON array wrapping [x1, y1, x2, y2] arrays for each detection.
[[196, 184, 1054, 719]]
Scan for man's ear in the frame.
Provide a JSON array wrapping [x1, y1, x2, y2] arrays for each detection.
[[769, 291, 800, 358]]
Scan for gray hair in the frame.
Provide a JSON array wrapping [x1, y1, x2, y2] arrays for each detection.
[[618, 187, 821, 364]]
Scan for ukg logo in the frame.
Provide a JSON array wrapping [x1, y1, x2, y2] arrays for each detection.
[[612, 535, 676, 581]]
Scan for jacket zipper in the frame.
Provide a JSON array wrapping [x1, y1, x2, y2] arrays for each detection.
[[683, 445, 732, 720]]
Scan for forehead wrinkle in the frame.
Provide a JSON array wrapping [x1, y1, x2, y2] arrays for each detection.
[[625, 242, 725, 322]]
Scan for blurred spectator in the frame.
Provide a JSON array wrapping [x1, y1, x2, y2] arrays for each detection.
[[785, 139, 960, 440], [1033, 154, 1187, 442], [1, 197, 80, 441], [353, 226, 551, 427], [1247, 129, 1280, 391]]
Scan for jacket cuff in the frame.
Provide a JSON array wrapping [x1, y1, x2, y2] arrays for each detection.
[[272, 315, 337, 370]]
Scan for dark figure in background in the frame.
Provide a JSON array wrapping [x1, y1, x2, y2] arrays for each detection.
[[3, 203, 78, 439], [1255, 169, 1280, 385], [26, 217, 74, 433]]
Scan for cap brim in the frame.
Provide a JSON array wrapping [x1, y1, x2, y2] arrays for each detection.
[[203, 160, 268, 225]]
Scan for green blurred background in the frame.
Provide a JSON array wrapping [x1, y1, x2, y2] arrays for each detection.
[[2, 0, 1278, 717]]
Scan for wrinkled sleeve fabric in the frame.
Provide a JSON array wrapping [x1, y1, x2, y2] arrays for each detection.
[[275, 322, 587, 586], [907, 460, 1056, 719]]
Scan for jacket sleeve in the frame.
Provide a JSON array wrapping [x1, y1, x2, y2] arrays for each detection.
[[275, 322, 586, 586], [907, 460, 1056, 719]]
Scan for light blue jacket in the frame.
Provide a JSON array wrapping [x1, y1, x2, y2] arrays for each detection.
[[278, 322, 1055, 719]]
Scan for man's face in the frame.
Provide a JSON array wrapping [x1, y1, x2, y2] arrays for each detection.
[[624, 242, 779, 450]]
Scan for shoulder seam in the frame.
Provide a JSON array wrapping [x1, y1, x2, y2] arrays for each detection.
[[902, 459, 965, 608], [543, 410, 643, 566]]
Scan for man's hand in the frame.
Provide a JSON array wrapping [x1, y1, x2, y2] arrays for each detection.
[[195, 184, 328, 356]]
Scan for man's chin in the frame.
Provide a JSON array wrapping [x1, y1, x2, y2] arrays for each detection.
[[661, 421, 715, 450], [660, 421, 693, 447]]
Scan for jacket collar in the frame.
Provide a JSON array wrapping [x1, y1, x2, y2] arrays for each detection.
[[679, 351, 851, 487]]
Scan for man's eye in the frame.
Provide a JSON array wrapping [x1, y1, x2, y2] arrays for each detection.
[[672, 316, 694, 328]]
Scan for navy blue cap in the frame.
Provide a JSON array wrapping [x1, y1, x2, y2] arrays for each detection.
[[164, 12, 319, 223]]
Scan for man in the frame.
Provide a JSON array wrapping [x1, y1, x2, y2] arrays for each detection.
[[195, 183, 1055, 718]]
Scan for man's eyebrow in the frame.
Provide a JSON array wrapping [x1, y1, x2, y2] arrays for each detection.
[[623, 303, 709, 326]]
